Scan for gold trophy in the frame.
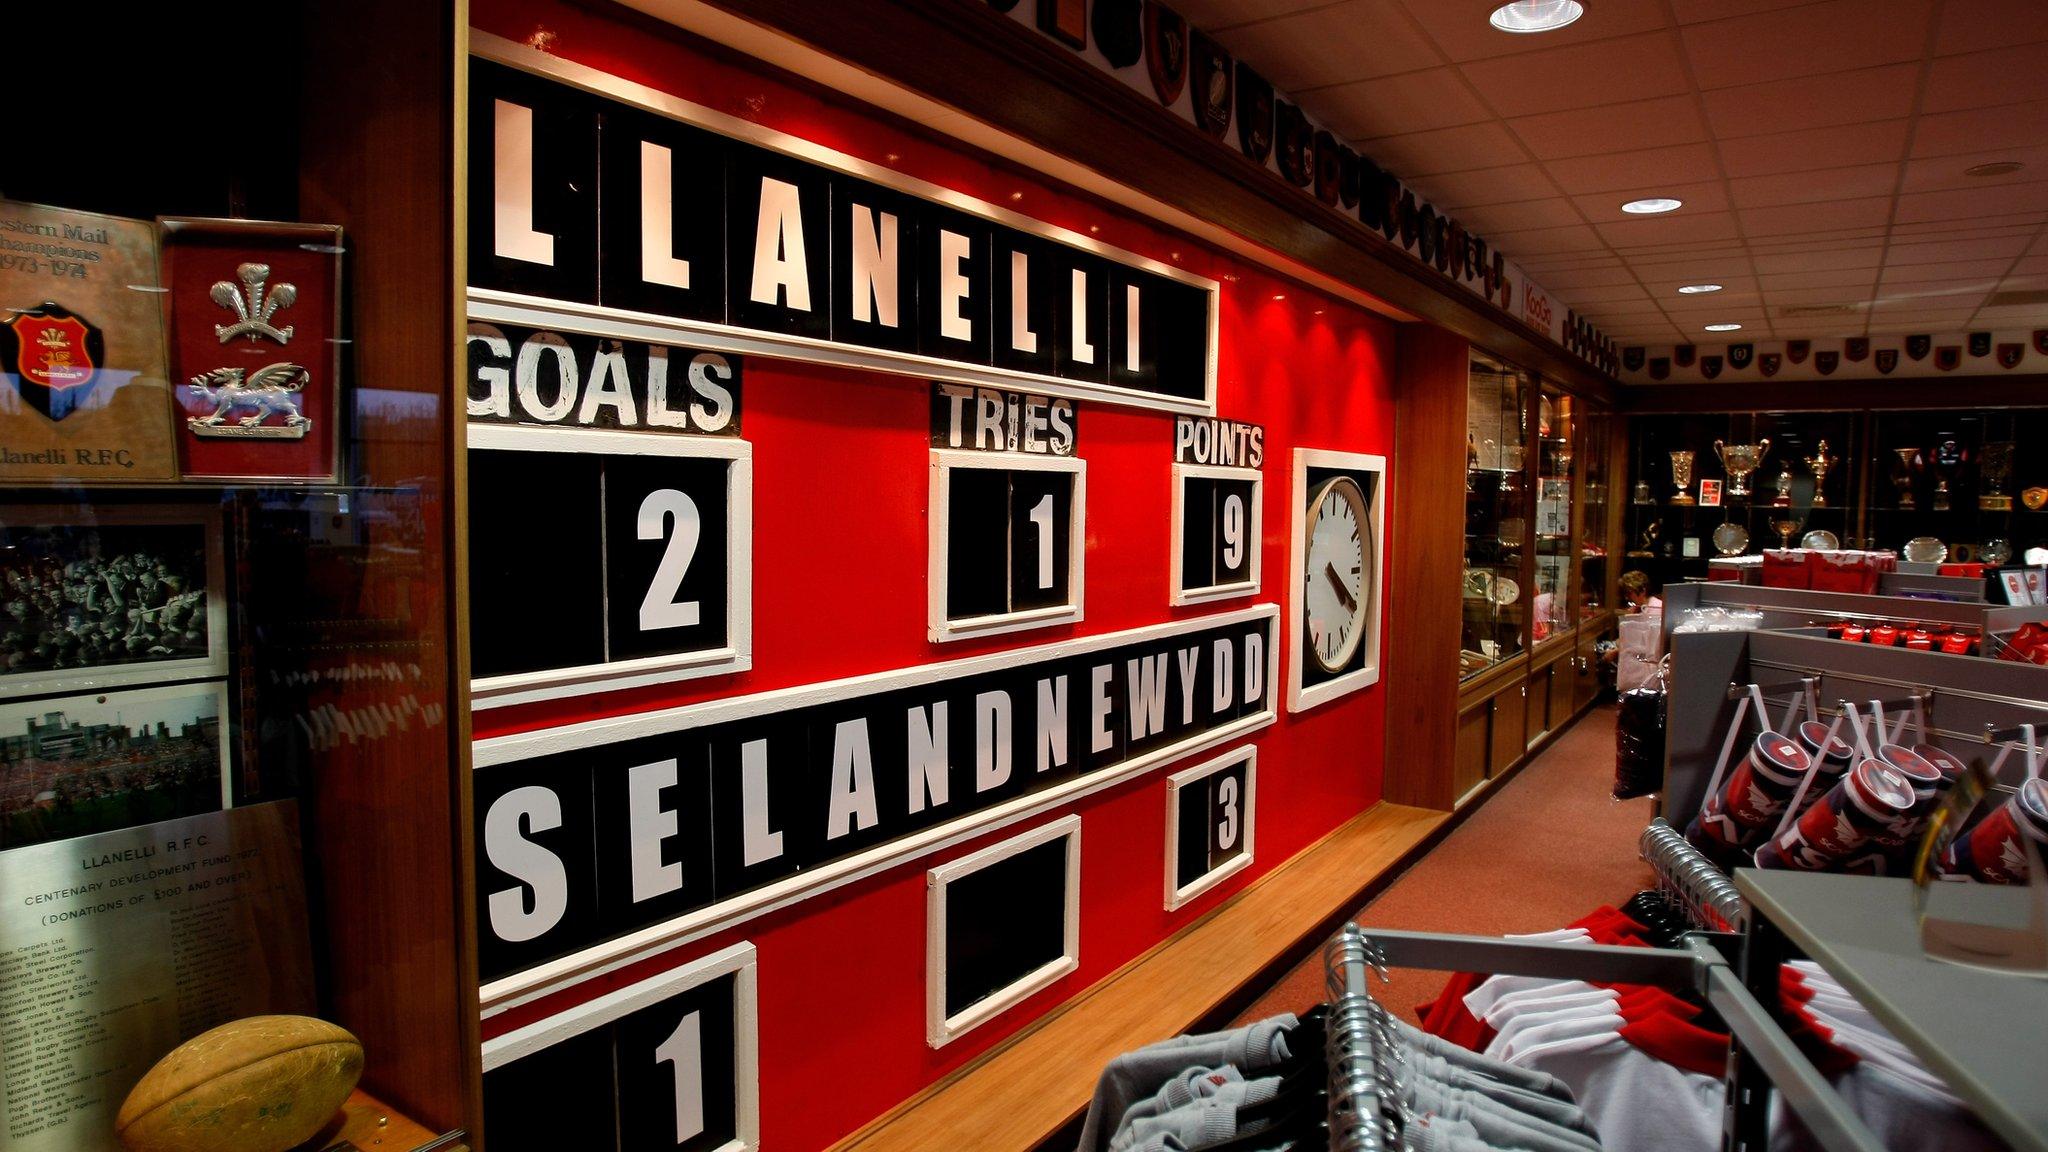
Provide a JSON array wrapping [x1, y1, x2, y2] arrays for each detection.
[[1771, 465, 1794, 508], [1669, 449, 1697, 506], [1773, 517, 1801, 548], [1892, 447, 1921, 509], [1804, 440, 1838, 508], [1713, 437, 1770, 500], [1980, 441, 2014, 511]]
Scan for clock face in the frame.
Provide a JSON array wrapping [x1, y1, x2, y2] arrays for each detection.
[[1303, 476, 1370, 673]]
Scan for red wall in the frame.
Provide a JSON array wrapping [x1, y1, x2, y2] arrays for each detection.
[[470, 3, 1397, 1146]]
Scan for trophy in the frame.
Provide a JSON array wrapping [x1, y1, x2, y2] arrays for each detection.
[[1772, 518, 1801, 549], [1713, 437, 1770, 500], [1804, 440, 1838, 508], [1980, 441, 2014, 511], [1632, 479, 1653, 505], [1669, 449, 1697, 506], [1771, 465, 1794, 508], [1930, 437, 1966, 512], [1892, 447, 1921, 509]]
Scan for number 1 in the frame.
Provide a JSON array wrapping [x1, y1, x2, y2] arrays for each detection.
[[654, 1010, 706, 1144], [1028, 492, 1055, 591]]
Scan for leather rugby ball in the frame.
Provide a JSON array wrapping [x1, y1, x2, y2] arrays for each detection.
[[116, 1015, 363, 1152]]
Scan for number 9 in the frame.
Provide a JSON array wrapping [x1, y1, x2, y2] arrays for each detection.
[[1221, 493, 1245, 570]]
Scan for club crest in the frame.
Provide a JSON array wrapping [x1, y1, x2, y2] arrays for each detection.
[[1492, 253, 1508, 305], [1728, 343, 1753, 370], [1448, 222, 1468, 279], [1398, 190, 1418, 249], [1786, 340, 1810, 364], [1092, 0, 1142, 66], [1876, 349, 1898, 374], [183, 362, 313, 440], [1815, 350, 1838, 375], [1969, 331, 1992, 358], [2035, 329, 2048, 357], [1648, 357, 1671, 381], [1189, 32, 1232, 138], [1382, 171, 1403, 240], [1844, 337, 1868, 362], [0, 302, 105, 422], [1906, 334, 1930, 360], [1759, 353, 1781, 377], [1313, 131, 1342, 204], [1935, 345, 1960, 371], [1700, 355, 1724, 380], [1417, 205, 1439, 267], [1337, 146, 1360, 208], [1143, 1, 1188, 106], [1234, 61, 1274, 163], [1623, 346, 1645, 372], [1274, 101, 1312, 185], [1674, 344, 1696, 368], [1998, 342, 2025, 369]]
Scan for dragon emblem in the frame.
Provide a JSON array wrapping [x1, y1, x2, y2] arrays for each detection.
[[185, 362, 313, 440]]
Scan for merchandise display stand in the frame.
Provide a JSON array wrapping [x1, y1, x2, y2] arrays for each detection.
[[1735, 871, 2048, 1152]]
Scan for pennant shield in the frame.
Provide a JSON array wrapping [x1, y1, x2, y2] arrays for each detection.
[[1907, 334, 1931, 361], [1648, 357, 1670, 381], [1144, 2, 1189, 106], [1815, 350, 1839, 375], [1728, 343, 1753, 370], [1876, 349, 1898, 374], [0, 302, 105, 422], [1700, 355, 1723, 380], [1786, 340, 1810, 364], [1759, 353, 1781, 378], [1998, 342, 2025, 369], [1845, 337, 1869, 362], [1935, 346, 1960, 371], [1969, 331, 1992, 358], [1622, 346, 1645, 372]]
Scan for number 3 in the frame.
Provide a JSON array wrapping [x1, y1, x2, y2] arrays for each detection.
[[1215, 775, 1240, 851], [638, 488, 702, 631]]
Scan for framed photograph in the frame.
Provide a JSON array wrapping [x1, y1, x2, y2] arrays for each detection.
[[1286, 448, 1386, 714], [926, 815, 1080, 1048], [928, 449, 1086, 643], [1171, 462, 1262, 605], [1697, 479, 1723, 508], [0, 679, 231, 850], [1164, 746, 1256, 911], [0, 504, 227, 700], [482, 941, 759, 1152]]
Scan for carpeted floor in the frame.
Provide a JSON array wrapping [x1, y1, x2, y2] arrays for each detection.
[[1234, 704, 1658, 1027]]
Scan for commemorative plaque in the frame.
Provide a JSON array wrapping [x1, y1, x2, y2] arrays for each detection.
[[0, 201, 176, 483]]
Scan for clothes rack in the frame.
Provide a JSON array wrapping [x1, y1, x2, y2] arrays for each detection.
[[1640, 817, 1746, 931]]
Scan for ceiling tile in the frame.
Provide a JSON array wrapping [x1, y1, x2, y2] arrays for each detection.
[[1423, 163, 1558, 208], [1911, 101, 2048, 159], [1459, 31, 1691, 117], [1895, 212, 2048, 235], [1718, 120, 1911, 178], [1528, 264, 1643, 289], [2008, 254, 2048, 275], [1570, 181, 1731, 222], [1455, 197, 1590, 232], [1562, 284, 1652, 303], [1752, 248, 1886, 273], [1740, 197, 1895, 236], [1392, 0, 1671, 63], [1742, 231, 1890, 253], [1894, 182, 2048, 224], [1934, 0, 2048, 56], [1218, 1, 1446, 92], [1670, 0, 1815, 23], [1592, 299, 1678, 315], [1877, 259, 2014, 284], [1488, 223, 1609, 254], [1756, 268, 1881, 290], [1640, 274, 1762, 296], [1506, 96, 1710, 160], [1354, 121, 1530, 177], [1681, 0, 1933, 90], [1884, 236, 2032, 265], [1544, 144, 1724, 195], [1701, 64, 1918, 136], [1174, 0, 1334, 29], [1900, 149, 2048, 195], [1594, 211, 1743, 247], [1310, 68, 1495, 137], [1923, 45, 2048, 113], [1729, 164, 1900, 208]]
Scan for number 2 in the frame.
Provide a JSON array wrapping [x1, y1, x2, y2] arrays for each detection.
[[638, 488, 702, 631], [1028, 492, 1055, 591], [1220, 492, 1245, 571], [654, 1010, 706, 1144], [1215, 775, 1240, 851]]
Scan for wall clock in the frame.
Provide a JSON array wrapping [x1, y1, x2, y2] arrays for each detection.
[[1302, 475, 1371, 673]]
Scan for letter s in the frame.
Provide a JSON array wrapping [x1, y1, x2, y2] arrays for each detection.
[[485, 785, 569, 944]]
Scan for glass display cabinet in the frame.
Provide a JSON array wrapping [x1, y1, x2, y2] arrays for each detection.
[[1462, 352, 1532, 679], [1868, 409, 2047, 570], [1533, 387, 1575, 650], [1577, 407, 1612, 621]]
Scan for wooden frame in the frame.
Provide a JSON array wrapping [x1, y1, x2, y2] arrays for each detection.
[[927, 448, 1087, 643], [0, 502, 228, 701], [466, 423, 754, 708], [925, 814, 1081, 1048], [1169, 461, 1263, 606], [1163, 745, 1257, 911], [1286, 448, 1387, 714]]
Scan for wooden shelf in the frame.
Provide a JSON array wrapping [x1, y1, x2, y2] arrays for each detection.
[[826, 803, 1446, 1152], [311, 1088, 460, 1152]]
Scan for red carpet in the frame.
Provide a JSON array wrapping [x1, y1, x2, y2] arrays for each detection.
[[1234, 705, 1657, 1026]]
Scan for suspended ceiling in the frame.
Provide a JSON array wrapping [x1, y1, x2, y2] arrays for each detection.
[[1183, 0, 2048, 344]]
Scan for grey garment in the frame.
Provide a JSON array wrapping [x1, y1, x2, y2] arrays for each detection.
[[1113, 1076, 1282, 1152], [1113, 1066, 1245, 1139], [1404, 1115, 1487, 1152], [1076, 1016, 1299, 1152], [1407, 1066, 1598, 1137], [1411, 1052, 1580, 1114], [1413, 1089, 1600, 1152], [1409, 1077, 1601, 1149], [1396, 1019, 1575, 1102]]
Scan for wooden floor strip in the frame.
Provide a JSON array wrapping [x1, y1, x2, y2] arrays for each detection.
[[829, 801, 1447, 1152]]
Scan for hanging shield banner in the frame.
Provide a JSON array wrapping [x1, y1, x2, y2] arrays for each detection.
[[1494, 254, 1509, 306], [1312, 131, 1342, 203], [1398, 190, 1418, 249], [1700, 355, 1724, 380], [1786, 340, 1810, 364], [1432, 215, 1452, 273], [1623, 346, 1645, 372], [1759, 353, 1781, 377], [1969, 331, 1992, 358], [1876, 349, 1898, 374], [1844, 337, 1869, 362], [1728, 343, 1753, 370], [1380, 172, 1402, 239], [1337, 146, 1360, 208], [1274, 101, 1311, 185], [1235, 62, 1274, 163], [1190, 32, 1232, 138], [1470, 236, 1488, 284], [1935, 345, 1960, 371], [1998, 342, 2025, 369], [1144, 1, 1188, 106], [1417, 205, 1439, 267], [1648, 357, 1671, 380], [1906, 334, 1931, 360], [1, 303, 104, 422], [2035, 329, 2048, 356], [1449, 222, 1468, 280], [1092, 0, 1143, 66], [1815, 350, 1839, 375], [1674, 344, 1696, 368]]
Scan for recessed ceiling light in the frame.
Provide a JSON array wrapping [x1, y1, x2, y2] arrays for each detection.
[[1704, 323, 1742, 332], [1488, 1, 1584, 33], [1621, 198, 1683, 215], [1965, 161, 2024, 177], [1677, 283, 1722, 295]]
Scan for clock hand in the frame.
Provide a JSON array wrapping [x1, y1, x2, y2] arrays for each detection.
[[1322, 562, 1357, 612]]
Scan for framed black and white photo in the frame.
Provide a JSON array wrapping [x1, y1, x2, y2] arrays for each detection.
[[1286, 448, 1386, 714], [468, 424, 752, 708], [1163, 746, 1255, 911], [482, 941, 759, 1152], [928, 449, 1086, 643], [0, 505, 227, 701], [0, 680, 231, 850], [926, 815, 1080, 1048], [1171, 463, 1262, 605]]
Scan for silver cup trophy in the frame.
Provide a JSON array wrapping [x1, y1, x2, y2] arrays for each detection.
[[1714, 437, 1770, 500]]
